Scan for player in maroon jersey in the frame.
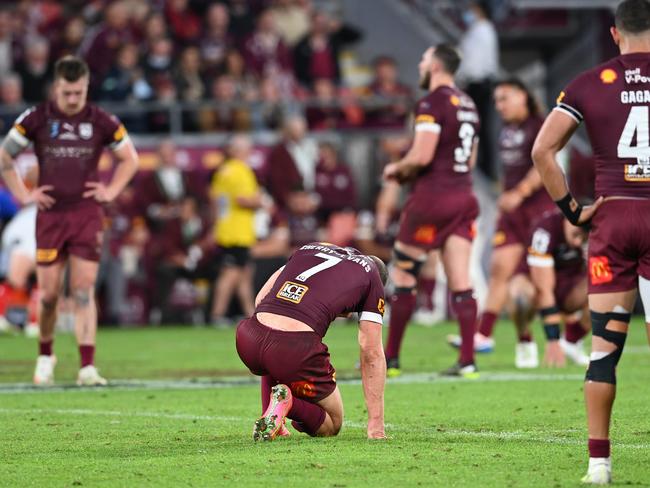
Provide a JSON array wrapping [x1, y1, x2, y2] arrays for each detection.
[[527, 210, 590, 367], [382, 44, 481, 377], [532, 1, 650, 482], [0, 56, 139, 386], [236, 243, 388, 441]]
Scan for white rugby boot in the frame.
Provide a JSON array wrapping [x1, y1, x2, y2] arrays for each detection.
[[560, 338, 590, 366], [515, 341, 539, 369], [33, 355, 57, 385], [77, 365, 108, 386], [581, 457, 611, 485]]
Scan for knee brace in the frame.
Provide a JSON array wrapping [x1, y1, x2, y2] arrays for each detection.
[[392, 248, 425, 279], [585, 310, 629, 385]]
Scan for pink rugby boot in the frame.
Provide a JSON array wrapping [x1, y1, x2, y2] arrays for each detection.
[[253, 384, 293, 441]]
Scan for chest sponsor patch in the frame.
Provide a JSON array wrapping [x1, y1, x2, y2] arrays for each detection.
[[589, 256, 613, 285], [276, 281, 309, 304]]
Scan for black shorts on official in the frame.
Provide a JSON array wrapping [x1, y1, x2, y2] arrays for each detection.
[[220, 246, 250, 268]]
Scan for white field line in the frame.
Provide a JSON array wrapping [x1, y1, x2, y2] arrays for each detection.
[[0, 371, 586, 394], [0, 406, 648, 450]]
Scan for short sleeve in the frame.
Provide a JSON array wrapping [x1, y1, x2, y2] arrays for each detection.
[[358, 272, 385, 325], [236, 164, 259, 197], [554, 75, 585, 124], [527, 225, 555, 268], [413, 95, 443, 134], [7, 107, 39, 149], [97, 109, 129, 150]]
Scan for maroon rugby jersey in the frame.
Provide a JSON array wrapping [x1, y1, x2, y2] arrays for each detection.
[[499, 115, 550, 205], [556, 52, 650, 198], [8, 101, 128, 209], [527, 210, 585, 276], [411, 85, 480, 194], [256, 243, 385, 338]]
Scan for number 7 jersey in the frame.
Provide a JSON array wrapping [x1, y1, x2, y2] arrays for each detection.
[[556, 52, 650, 198], [411, 85, 480, 195], [256, 243, 386, 338]]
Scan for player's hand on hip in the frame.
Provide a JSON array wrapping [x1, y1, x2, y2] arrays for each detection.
[[577, 196, 605, 225], [543, 341, 566, 368], [83, 181, 116, 203], [28, 185, 55, 210], [498, 190, 523, 213], [382, 162, 400, 182]]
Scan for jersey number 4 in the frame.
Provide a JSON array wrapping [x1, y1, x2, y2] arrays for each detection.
[[618, 106, 650, 159], [296, 253, 342, 282]]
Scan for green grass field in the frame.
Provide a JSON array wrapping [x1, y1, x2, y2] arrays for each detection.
[[1, 319, 648, 487]]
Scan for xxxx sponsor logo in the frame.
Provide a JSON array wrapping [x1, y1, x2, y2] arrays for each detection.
[[589, 256, 613, 285], [36, 249, 58, 263], [290, 381, 317, 398], [276, 281, 309, 304], [377, 298, 385, 315], [414, 225, 436, 245]]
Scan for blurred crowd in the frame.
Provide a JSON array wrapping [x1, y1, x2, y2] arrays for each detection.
[[0, 0, 415, 133]]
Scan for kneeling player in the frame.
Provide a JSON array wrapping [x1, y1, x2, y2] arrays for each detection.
[[527, 210, 590, 367], [236, 243, 388, 440]]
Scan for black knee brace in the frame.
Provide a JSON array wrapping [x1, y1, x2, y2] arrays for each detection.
[[585, 311, 629, 385], [392, 248, 425, 278]]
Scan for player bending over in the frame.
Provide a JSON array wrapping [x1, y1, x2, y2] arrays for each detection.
[[0, 56, 139, 386], [382, 44, 481, 377], [236, 243, 388, 440], [527, 210, 590, 367], [532, 0, 650, 482]]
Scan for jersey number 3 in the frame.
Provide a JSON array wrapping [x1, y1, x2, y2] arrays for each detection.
[[618, 106, 650, 159], [296, 253, 342, 282], [454, 122, 475, 173]]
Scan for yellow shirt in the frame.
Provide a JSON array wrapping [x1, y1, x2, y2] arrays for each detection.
[[210, 158, 259, 247]]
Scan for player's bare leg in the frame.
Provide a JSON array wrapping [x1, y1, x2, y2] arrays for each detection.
[[69, 255, 105, 386], [211, 265, 243, 325], [560, 278, 590, 366], [384, 241, 425, 376], [33, 262, 65, 385], [582, 289, 635, 484], [440, 235, 478, 377], [507, 273, 539, 368], [315, 387, 344, 436]]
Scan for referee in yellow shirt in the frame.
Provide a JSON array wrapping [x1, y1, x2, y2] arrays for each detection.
[[210, 134, 262, 325]]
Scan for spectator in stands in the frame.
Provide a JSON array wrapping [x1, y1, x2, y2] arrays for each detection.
[[305, 78, 345, 130], [270, 0, 311, 47], [165, 0, 201, 46], [364, 56, 412, 128], [227, 0, 258, 42], [99, 42, 152, 103], [81, 0, 140, 91], [15, 36, 52, 103], [142, 11, 169, 51], [174, 45, 206, 102], [147, 76, 177, 133], [209, 134, 261, 326], [293, 9, 362, 87], [200, 2, 231, 78], [242, 8, 293, 79], [198, 74, 251, 132], [50, 15, 87, 59], [249, 75, 284, 131], [457, 0, 499, 177], [0, 8, 17, 75], [143, 36, 174, 85], [0, 73, 24, 133]]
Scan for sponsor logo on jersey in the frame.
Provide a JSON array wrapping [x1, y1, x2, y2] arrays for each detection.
[[556, 91, 565, 104], [589, 256, 613, 285], [450, 95, 460, 106], [600, 69, 618, 84], [277, 281, 309, 303], [413, 225, 436, 244], [290, 381, 317, 398], [624, 163, 650, 181], [377, 298, 385, 315], [415, 114, 435, 124], [49, 121, 60, 139], [624, 68, 650, 84], [492, 231, 507, 246], [36, 248, 58, 263], [113, 124, 126, 142], [79, 123, 93, 139]]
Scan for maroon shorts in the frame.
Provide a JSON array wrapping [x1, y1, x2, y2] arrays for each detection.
[[235, 316, 336, 402], [588, 199, 650, 293], [396, 191, 479, 251], [493, 199, 555, 248], [555, 272, 586, 312], [36, 204, 105, 265]]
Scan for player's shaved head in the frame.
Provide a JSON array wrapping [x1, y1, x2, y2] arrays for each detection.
[[369, 255, 388, 286], [615, 0, 650, 34]]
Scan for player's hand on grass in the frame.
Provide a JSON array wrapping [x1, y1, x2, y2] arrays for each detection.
[[84, 181, 117, 203], [498, 190, 523, 213], [543, 341, 566, 368], [577, 196, 605, 225], [367, 419, 387, 439], [27, 185, 55, 210]]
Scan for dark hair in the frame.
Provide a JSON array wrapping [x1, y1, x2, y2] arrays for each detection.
[[495, 77, 543, 118], [433, 43, 462, 75], [369, 255, 389, 286], [54, 55, 89, 82], [615, 0, 650, 34]]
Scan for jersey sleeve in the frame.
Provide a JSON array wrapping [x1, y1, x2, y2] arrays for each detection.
[[97, 108, 129, 150], [554, 75, 585, 124], [357, 273, 385, 325], [7, 107, 39, 150], [413, 95, 444, 134], [235, 164, 259, 197], [527, 222, 555, 268]]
